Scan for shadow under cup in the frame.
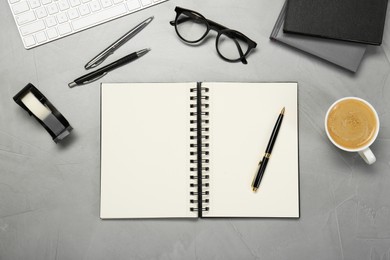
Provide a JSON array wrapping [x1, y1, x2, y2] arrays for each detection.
[[325, 97, 380, 163]]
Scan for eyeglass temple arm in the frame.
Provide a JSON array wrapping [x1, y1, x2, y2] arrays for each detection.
[[207, 17, 257, 47], [207, 20, 228, 31], [232, 38, 247, 64], [170, 15, 204, 26], [169, 15, 228, 31], [170, 16, 252, 42]]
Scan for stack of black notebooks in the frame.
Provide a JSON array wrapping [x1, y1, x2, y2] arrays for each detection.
[[270, 0, 389, 72]]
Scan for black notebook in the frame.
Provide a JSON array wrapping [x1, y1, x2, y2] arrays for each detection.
[[100, 82, 299, 219], [271, 1, 366, 72], [284, 0, 389, 45]]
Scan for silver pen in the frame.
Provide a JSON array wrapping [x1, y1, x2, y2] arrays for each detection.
[[84, 16, 154, 69]]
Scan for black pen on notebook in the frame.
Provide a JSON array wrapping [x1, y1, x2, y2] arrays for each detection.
[[252, 107, 285, 192], [68, 48, 150, 88]]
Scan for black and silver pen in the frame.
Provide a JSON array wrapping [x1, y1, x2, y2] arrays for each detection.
[[252, 107, 285, 192], [85, 16, 154, 69], [68, 48, 150, 88]]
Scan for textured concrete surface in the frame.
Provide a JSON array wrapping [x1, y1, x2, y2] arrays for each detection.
[[0, 0, 390, 259]]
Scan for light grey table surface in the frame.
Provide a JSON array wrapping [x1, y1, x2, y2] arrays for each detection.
[[1, 0, 390, 259]]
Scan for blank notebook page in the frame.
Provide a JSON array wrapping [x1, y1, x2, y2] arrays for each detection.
[[100, 83, 196, 218], [204, 82, 299, 218]]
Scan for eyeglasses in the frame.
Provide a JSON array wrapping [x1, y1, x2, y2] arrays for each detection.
[[170, 7, 257, 64]]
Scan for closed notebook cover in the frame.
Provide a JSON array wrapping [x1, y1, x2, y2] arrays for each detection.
[[271, 1, 366, 72], [283, 0, 389, 45]]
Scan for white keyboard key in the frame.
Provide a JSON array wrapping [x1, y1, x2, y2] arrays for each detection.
[[69, 0, 81, 7], [89, 0, 101, 12], [20, 20, 45, 35], [78, 4, 90, 15], [35, 7, 47, 18], [41, 0, 52, 4], [113, 0, 123, 3], [58, 0, 70, 11], [82, 0, 91, 3], [23, 35, 36, 47], [16, 11, 36, 25], [101, 0, 112, 8], [72, 4, 126, 30], [126, 0, 140, 11], [29, 0, 41, 8], [12, 2, 30, 14], [140, 0, 151, 6], [45, 16, 57, 27], [67, 9, 79, 19], [10, 0, 21, 3], [47, 27, 58, 39], [35, 31, 47, 43], [47, 3, 58, 14], [56, 12, 68, 23], [58, 22, 72, 35], [47, 3, 59, 14]]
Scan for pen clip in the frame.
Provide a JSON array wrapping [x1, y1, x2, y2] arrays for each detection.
[[81, 72, 108, 85], [258, 160, 262, 166]]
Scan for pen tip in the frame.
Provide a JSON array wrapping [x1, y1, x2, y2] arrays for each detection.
[[252, 187, 258, 192], [136, 48, 151, 57], [281, 107, 285, 115]]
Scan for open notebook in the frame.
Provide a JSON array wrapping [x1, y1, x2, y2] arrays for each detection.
[[100, 82, 299, 219]]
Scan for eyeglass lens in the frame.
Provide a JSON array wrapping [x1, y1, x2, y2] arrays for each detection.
[[217, 32, 249, 61], [176, 12, 208, 42]]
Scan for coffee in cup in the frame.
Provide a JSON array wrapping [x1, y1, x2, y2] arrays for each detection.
[[325, 97, 380, 164]]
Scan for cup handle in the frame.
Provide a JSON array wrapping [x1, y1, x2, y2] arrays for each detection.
[[358, 148, 376, 165]]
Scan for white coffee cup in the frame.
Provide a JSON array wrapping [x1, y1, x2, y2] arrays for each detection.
[[325, 97, 380, 165]]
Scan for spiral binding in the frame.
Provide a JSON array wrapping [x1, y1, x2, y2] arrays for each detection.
[[189, 83, 210, 217]]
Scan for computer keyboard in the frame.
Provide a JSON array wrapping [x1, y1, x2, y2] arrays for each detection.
[[8, 0, 167, 49]]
